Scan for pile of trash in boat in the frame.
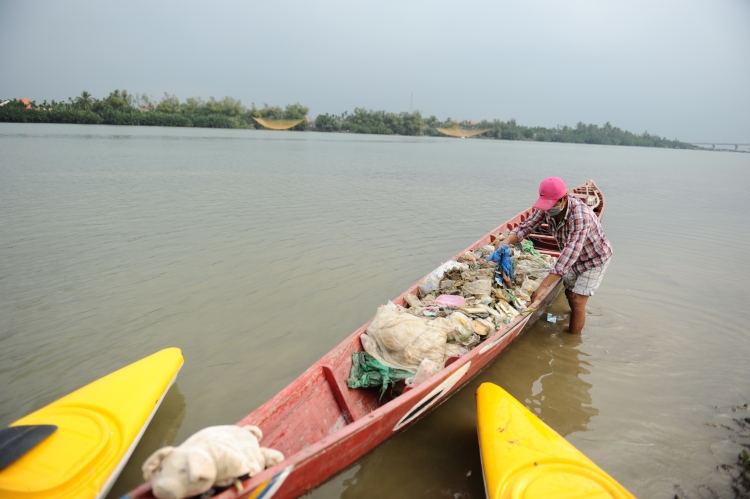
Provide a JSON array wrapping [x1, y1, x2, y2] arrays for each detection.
[[347, 234, 557, 396]]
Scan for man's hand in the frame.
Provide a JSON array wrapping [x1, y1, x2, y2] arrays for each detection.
[[528, 273, 563, 308], [528, 289, 540, 307], [494, 233, 519, 249], [527, 288, 544, 309]]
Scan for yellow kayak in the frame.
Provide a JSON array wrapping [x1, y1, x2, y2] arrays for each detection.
[[476, 383, 636, 499], [0, 348, 184, 499]]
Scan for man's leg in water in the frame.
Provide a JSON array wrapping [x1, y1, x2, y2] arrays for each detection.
[[562, 260, 610, 334], [565, 288, 589, 334]]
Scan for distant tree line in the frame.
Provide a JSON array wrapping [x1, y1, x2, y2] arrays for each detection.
[[315, 111, 693, 148], [315, 108, 425, 135], [458, 118, 693, 148], [0, 90, 309, 130], [0, 90, 695, 149]]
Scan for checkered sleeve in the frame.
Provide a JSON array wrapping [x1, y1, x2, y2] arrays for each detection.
[[510, 209, 545, 241], [551, 205, 591, 275]]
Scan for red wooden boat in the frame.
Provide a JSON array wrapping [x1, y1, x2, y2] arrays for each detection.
[[125, 180, 605, 499]]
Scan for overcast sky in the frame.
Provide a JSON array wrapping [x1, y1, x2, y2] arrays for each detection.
[[1, 0, 748, 142]]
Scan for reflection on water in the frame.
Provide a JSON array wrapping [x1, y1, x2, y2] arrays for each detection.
[[1, 124, 749, 498], [107, 383, 186, 498], [493, 306, 599, 437]]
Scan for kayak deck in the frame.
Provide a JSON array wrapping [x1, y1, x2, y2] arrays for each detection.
[[476, 382, 635, 499], [0, 348, 184, 499]]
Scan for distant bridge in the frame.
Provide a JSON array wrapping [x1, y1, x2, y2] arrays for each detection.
[[689, 142, 750, 151]]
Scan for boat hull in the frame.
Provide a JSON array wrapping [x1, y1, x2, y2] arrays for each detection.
[[126, 180, 605, 499]]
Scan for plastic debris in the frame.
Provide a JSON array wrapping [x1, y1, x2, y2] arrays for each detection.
[[444, 342, 470, 358], [349, 242, 558, 397], [462, 279, 493, 296], [487, 244, 515, 280], [432, 295, 466, 308], [522, 239, 542, 256], [440, 279, 456, 291], [419, 261, 469, 296], [446, 311, 477, 346], [495, 300, 520, 319], [513, 299, 528, 311], [494, 287, 514, 304], [546, 313, 557, 323], [520, 276, 541, 297], [472, 318, 493, 336], [404, 293, 424, 308], [346, 352, 413, 397], [406, 358, 440, 387], [363, 302, 452, 372], [456, 251, 477, 266]]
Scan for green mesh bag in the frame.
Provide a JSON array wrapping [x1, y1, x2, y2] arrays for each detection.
[[346, 352, 413, 398], [522, 239, 542, 256]]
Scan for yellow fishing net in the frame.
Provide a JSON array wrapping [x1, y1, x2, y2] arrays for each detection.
[[252, 117, 304, 130], [436, 127, 489, 138]]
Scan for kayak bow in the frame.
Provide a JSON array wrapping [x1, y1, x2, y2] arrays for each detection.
[[476, 382, 635, 499], [0, 348, 184, 499]]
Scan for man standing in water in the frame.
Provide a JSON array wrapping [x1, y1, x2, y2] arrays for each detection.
[[497, 177, 612, 334]]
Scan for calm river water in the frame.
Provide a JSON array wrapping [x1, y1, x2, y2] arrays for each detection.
[[1, 123, 748, 498]]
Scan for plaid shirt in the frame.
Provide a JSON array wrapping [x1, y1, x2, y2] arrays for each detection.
[[511, 195, 612, 276]]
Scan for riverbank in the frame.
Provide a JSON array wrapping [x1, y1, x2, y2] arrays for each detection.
[[0, 92, 697, 149]]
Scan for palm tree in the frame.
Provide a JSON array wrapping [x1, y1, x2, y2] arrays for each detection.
[[76, 91, 93, 111]]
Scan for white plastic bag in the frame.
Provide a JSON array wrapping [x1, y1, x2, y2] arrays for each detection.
[[444, 342, 470, 358], [419, 261, 468, 296], [407, 358, 440, 387]]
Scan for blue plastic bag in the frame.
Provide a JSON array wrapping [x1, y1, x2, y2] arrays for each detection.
[[487, 244, 515, 280]]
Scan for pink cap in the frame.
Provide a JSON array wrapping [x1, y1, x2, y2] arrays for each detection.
[[533, 177, 567, 210]]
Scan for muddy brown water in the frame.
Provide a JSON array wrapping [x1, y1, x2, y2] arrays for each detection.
[[1, 123, 748, 498]]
